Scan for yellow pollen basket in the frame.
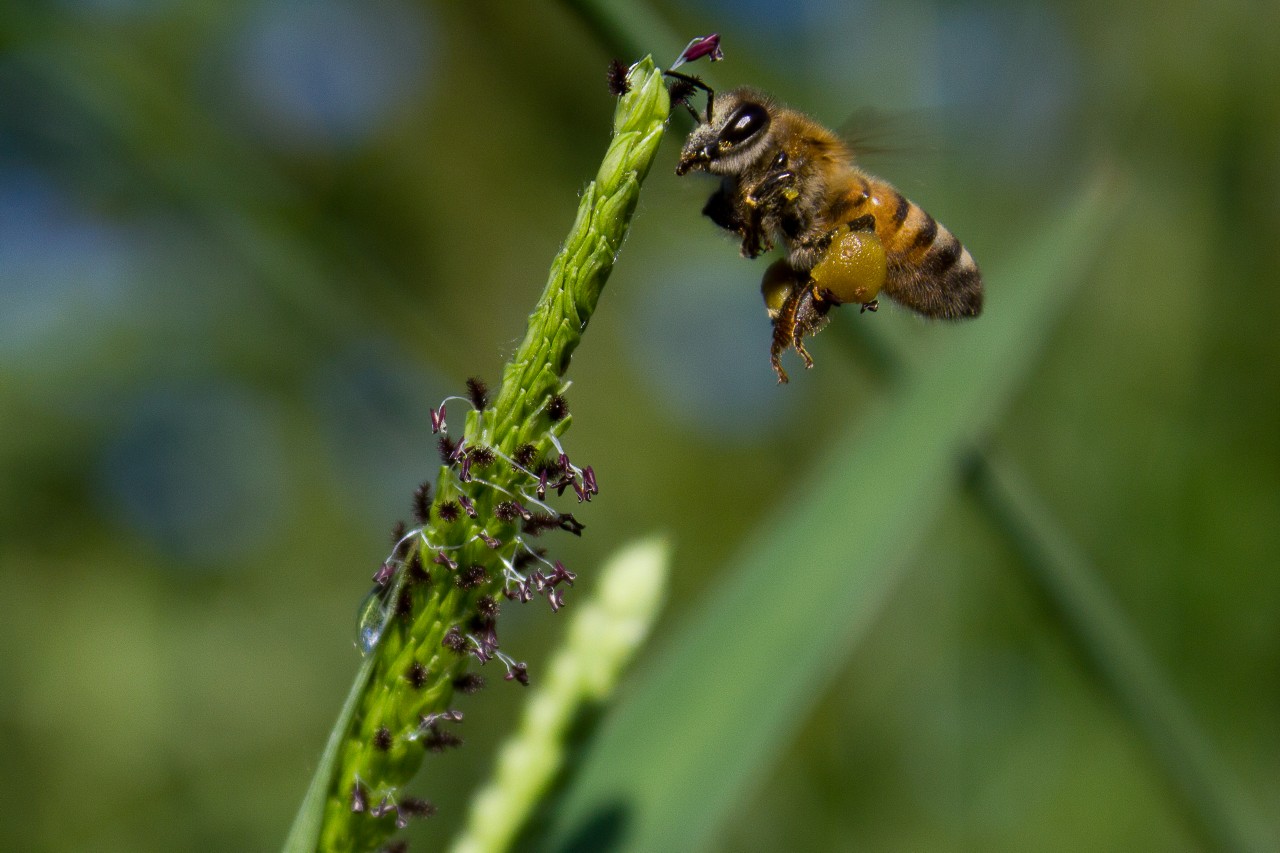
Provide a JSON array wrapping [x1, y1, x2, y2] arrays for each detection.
[[760, 259, 803, 319], [809, 225, 886, 305]]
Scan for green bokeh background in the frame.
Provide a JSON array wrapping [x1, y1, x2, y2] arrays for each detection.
[[2, 2, 1276, 851]]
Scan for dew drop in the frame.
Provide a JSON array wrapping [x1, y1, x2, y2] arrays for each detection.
[[356, 583, 393, 655]]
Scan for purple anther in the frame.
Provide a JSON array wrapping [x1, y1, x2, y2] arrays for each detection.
[[433, 551, 458, 571], [550, 560, 577, 587], [372, 562, 397, 586], [504, 662, 530, 686], [458, 495, 478, 518], [473, 627, 496, 660], [557, 513, 585, 536], [421, 710, 463, 727], [671, 33, 723, 70], [430, 402, 447, 434]]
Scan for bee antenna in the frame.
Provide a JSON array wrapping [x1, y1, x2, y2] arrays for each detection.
[[663, 70, 715, 122]]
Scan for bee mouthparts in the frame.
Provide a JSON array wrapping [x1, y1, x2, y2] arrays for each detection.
[[675, 154, 705, 176]]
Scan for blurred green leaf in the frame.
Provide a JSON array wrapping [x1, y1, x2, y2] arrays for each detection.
[[281, 655, 378, 853], [968, 453, 1278, 853], [534, 174, 1121, 853]]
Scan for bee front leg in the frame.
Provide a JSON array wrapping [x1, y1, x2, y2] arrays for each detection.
[[748, 170, 796, 206], [702, 183, 742, 233], [740, 220, 773, 259], [704, 183, 773, 258]]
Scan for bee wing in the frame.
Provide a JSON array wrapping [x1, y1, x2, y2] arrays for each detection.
[[837, 106, 944, 171]]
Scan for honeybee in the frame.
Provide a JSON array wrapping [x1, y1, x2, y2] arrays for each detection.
[[671, 78, 983, 382]]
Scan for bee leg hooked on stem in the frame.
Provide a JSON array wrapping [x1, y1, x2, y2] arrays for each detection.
[[662, 69, 715, 122]]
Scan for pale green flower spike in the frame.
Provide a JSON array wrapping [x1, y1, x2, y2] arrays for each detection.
[[449, 536, 671, 853], [282, 57, 670, 853]]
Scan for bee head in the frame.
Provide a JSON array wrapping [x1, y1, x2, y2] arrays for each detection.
[[676, 88, 774, 177]]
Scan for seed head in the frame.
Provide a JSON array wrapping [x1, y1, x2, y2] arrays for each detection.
[[607, 59, 630, 96], [453, 673, 486, 694], [406, 662, 429, 689], [465, 377, 489, 411], [412, 482, 432, 523], [456, 565, 488, 589], [547, 394, 569, 422], [513, 443, 537, 469], [406, 552, 430, 585], [397, 797, 437, 820], [372, 726, 393, 751], [442, 626, 467, 654], [468, 445, 496, 468], [423, 728, 463, 753]]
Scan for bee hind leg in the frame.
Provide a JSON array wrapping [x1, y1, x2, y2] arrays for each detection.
[[791, 286, 835, 371], [770, 281, 834, 382], [769, 283, 808, 384]]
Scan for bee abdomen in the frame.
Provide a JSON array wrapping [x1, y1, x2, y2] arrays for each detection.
[[861, 181, 983, 319], [885, 222, 982, 318]]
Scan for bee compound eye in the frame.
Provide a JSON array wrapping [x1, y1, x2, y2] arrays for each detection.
[[721, 103, 769, 145]]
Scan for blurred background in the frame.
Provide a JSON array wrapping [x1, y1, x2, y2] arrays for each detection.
[[2, 0, 1277, 851]]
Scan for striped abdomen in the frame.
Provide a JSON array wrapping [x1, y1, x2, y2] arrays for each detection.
[[836, 174, 982, 319]]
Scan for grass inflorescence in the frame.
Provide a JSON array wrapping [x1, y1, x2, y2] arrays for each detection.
[[285, 57, 670, 853]]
